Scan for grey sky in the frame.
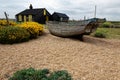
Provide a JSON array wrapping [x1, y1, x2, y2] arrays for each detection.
[[0, 0, 120, 21]]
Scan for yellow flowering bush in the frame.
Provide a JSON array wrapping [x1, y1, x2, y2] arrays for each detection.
[[0, 26, 30, 44], [0, 20, 16, 26], [0, 26, 3, 30], [17, 22, 44, 38]]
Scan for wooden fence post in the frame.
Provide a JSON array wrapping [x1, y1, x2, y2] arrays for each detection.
[[4, 12, 9, 26]]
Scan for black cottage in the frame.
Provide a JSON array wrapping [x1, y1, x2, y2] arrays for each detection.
[[15, 4, 51, 24]]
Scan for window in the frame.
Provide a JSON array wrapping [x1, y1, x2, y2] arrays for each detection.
[[24, 15, 26, 22], [60, 17, 63, 21], [18, 15, 22, 21], [29, 15, 32, 21]]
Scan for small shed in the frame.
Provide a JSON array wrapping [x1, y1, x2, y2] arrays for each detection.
[[51, 12, 69, 22], [15, 4, 51, 24]]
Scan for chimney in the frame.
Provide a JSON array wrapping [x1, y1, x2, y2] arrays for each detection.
[[29, 4, 33, 9]]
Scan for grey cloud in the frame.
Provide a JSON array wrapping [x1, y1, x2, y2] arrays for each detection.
[[0, 0, 120, 21]]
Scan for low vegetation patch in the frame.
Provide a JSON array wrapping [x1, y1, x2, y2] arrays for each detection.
[[92, 28, 120, 39], [0, 26, 30, 44], [49, 70, 72, 80], [9, 68, 72, 80], [100, 22, 113, 28], [94, 29, 107, 38]]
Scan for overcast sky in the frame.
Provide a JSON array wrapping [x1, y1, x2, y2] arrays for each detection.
[[0, 0, 120, 21]]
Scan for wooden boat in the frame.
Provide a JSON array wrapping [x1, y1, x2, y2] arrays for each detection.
[[46, 18, 105, 37]]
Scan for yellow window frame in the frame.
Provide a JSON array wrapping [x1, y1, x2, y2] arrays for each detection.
[[44, 9, 46, 16]]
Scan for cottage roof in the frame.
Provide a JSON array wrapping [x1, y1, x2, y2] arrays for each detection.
[[16, 8, 50, 16], [53, 12, 69, 18]]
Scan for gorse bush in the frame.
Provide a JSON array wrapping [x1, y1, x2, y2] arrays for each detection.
[[0, 21, 44, 44], [17, 22, 44, 38], [0, 20, 16, 26], [0, 26, 3, 30], [9, 68, 73, 80], [0, 26, 30, 44]]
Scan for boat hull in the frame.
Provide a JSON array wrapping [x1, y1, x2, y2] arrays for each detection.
[[47, 21, 91, 37], [46, 18, 103, 37]]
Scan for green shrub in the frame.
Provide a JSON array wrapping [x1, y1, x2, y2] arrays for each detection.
[[93, 29, 107, 38], [0, 26, 30, 44], [9, 68, 49, 80], [94, 31, 106, 38], [9, 68, 73, 80], [101, 22, 113, 28], [49, 70, 72, 80]]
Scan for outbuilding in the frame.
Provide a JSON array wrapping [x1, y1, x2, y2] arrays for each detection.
[[51, 12, 69, 22]]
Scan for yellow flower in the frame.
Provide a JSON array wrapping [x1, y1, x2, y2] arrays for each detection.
[[17, 22, 44, 38], [0, 20, 16, 26]]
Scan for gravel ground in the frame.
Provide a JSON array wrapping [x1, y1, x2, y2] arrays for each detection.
[[0, 29, 120, 80]]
